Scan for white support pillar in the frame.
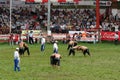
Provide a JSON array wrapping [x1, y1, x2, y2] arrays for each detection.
[[10, 0, 12, 34], [47, 0, 51, 35]]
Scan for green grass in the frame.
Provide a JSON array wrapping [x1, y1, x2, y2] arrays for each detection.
[[0, 42, 120, 80]]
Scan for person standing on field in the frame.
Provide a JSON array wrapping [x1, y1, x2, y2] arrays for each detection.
[[53, 41, 58, 53], [40, 37, 46, 52], [114, 32, 119, 45], [14, 48, 20, 71], [28, 31, 34, 44]]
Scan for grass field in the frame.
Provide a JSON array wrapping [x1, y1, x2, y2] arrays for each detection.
[[0, 42, 120, 80]]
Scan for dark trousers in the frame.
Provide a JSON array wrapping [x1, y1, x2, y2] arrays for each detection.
[[29, 37, 34, 44], [54, 58, 60, 66], [67, 45, 72, 50], [53, 48, 58, 53], [24, 47, 30, 55], [50, 56, 60, 66], [114, 39, 119, 45], [69, 48, 75, 56], [19, 48, 24, 55], [83, 49, 90, 56]]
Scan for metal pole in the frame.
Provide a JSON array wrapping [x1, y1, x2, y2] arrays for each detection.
[[10, 0, 12, 34], [47, 0, 51, 35], [9, 0, 14, 46]]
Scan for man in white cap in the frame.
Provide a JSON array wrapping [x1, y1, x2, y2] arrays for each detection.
[[14, 48, 20, 71]]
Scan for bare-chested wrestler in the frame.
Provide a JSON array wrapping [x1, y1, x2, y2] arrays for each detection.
[[50, 53, 62, 67], [69, 45, 91, 56], [19, 40, 30, 56], [18, 40, 24, 56], [67, 40, 77, 50]]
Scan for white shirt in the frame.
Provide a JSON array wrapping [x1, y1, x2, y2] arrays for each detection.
[[14, 51, 20, 61], [115, 34, 119, 39], [53, 43, 58, 50], [41, 38, 46, 44], [114, 25, 119, 32], [29, 32, 33, 38]]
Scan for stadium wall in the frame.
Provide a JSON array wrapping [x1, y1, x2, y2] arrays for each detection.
[[1, 31, 120, 43]]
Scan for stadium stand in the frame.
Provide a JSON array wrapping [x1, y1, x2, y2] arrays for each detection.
[[0, 1, 120, 34]]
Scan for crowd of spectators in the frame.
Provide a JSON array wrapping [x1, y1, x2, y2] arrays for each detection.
[[0, 6, 10, 34], [50, 8, 96, 33], [101, 11, 120, 32], [0, 5, 120, 34]]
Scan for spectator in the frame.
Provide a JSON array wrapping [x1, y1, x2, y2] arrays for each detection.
[[0, 6, 120, 34]]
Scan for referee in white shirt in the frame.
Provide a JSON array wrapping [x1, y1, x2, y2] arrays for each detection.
[[53, 41, 58, 53], [14, 48, 20, 71], [41, 37, 46, 51], [29, 31, 34, 44]]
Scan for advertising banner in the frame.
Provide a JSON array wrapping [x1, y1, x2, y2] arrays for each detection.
[[0, 34, 19, 42], [101, 31, 120, 41], [21, 30, 41, 39], [69, 31, 98, 42]]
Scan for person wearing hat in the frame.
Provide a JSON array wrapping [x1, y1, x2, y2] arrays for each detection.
[[14, 48, 20, 71], [53, 41, 58, 53]]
